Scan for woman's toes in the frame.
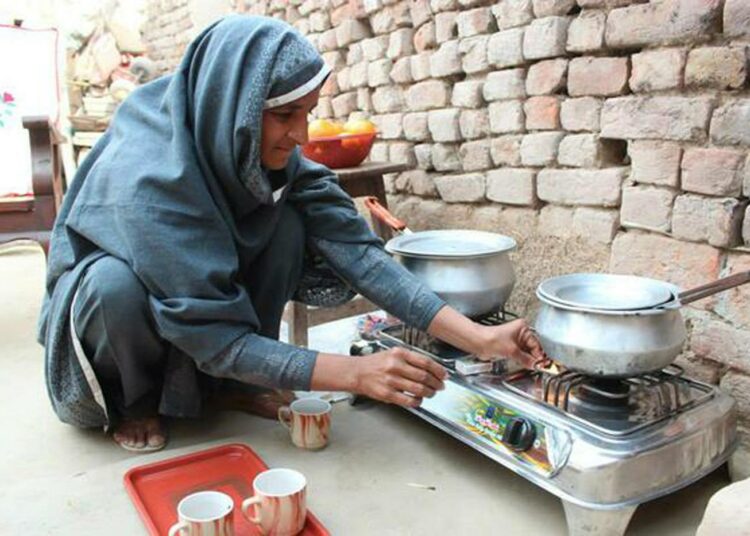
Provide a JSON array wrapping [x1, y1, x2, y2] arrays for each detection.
[[113, 418, 166, 451], [147, 432, 165, 448], [132, 430, 145, 449], [146, 427, 165, 447]]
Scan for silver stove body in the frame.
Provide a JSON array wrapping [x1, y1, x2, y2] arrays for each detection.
[[354, 317, 737, 536]]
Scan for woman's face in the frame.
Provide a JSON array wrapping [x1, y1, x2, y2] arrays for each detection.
[[260, 87, 321, 170]]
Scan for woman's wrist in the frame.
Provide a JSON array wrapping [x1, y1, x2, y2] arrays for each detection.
[[426, 306, 491, 357], [309, 353, 359, 393]]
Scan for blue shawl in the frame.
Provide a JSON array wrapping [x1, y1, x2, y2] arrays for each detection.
[[38, 15, 381, 427]]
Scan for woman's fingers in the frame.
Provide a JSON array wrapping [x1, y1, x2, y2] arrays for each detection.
[[389, 376, 438, 399], [364, 348, 446, 408], [397, 361, 445, 391], [513, 350, 538, 369], [390, 392, 423, 408], [520, 326, 546, 360], [400, 348, 447, 382]]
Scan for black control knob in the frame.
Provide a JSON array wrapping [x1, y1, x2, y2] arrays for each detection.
[[502, 418, 536, 452], [350, 340, 378, 356]]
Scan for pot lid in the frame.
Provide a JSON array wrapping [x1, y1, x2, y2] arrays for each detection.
[[537, 273, 676, 311], [385, 230, 517, 259]]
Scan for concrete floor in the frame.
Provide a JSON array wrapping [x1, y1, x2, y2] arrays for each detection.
[[0, 244, 730, 535]]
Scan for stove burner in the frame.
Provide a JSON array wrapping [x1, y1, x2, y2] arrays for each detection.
[[533, 365, 684, 419], [575, 379, 631, 410]]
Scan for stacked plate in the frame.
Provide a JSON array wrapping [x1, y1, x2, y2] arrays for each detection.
[[536, 273, 680, 314]]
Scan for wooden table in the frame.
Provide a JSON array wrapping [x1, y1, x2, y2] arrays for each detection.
[[285, 161, 410, 347]]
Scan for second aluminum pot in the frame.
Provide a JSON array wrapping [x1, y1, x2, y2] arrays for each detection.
[[534, 271, 750, 377], [534, 293, 687, 377], [365, 197, 517, 317]]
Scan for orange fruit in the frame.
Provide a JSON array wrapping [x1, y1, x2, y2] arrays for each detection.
[[341, 137, 365, 150], [340, 118, 377, 149], [342, 119, 377, 135], [308, 118, 344, 139]]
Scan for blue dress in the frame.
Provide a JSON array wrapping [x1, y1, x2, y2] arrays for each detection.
[[37, 16, 445, 428]]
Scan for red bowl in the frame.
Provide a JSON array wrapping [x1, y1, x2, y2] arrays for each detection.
[[302, 132, 376, 169]]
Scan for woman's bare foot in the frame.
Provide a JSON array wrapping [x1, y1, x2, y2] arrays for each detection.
[[213, 389, 296, 420], [113, 416, 167, 452]]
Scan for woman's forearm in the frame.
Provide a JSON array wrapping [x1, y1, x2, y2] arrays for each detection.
[[310, 239, 447, 331], [425, 305, 489, 356]]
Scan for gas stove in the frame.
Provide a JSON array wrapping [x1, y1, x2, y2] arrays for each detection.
[[350, 312, 737, 536]]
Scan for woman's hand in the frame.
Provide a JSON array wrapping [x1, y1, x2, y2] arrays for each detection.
[[425, 307, 546, 369], [352, 347, 447, 408], [474, 318, 546, 367]]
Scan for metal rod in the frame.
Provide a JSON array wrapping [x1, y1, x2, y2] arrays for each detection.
[[678, 270, 750, 305], [562, 377, 586, 412]]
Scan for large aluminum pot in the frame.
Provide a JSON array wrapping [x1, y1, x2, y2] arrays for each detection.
[[535, 294, 687, 377], [534, 272, 750, 377], [365, 198, 517, 317]]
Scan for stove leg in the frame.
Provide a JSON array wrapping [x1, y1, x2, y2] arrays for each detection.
[[562, 501, 637, 536]]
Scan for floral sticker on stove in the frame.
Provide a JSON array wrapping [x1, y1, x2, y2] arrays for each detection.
[[455, 394, 553, 472], [0, 91, 17, 128]]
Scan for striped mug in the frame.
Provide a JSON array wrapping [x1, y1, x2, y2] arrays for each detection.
[[278, 398, 331, 450], [168, 490, 234, 536], [242, 468, 307, 536]]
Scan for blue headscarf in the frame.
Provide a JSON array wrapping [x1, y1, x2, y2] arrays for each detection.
[[40, 14, 377, 393]]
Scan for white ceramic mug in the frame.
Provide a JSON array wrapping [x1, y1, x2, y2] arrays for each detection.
[[241, 468, 307, 536], [278, 398, 331, 450], [168, 490, 234, 536]]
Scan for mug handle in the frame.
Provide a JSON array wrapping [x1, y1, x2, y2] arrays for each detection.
[[278, 405, 292, 430], [168, 521, 189, 536], [241, 496, 263, 524]]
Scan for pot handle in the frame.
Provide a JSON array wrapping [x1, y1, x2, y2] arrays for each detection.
[[678, 269, 750, 305], [364, 196, 409, 233]]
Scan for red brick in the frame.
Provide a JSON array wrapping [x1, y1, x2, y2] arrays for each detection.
[[524, 96, 561, 130], [610, 232, 722, 295], [672, 195, 746, 248], [409, 0, 433, 27], [566, 10, 605, 53], [630, 48, 686, 93], [724, 0, 750, 39], [691, 316, 750, 373], [526, 59, 568, 96], [435, 173, 487, 203], [487, 168, 537, 206], [533, 0, 575, 17], [568, 57, 629, 97], [628, 141, 682, 187], [537, 168, 625, 206], [457, 7, 494, 38], [682, 148, 744, 197], [711, 100, 750, 146], [601, 96, 714, 142], [605, 0, 722, 48], [492, 0, 534, 31], [685, 47, 747, 90], [332, 4, 353, 26], [414, 21, 436, 52]]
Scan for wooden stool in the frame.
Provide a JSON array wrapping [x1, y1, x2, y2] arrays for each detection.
[[284, 162, 409, 347]]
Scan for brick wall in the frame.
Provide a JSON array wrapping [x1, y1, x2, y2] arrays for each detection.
[[143, 0, 750, 478], [141, 0, 194, 73]]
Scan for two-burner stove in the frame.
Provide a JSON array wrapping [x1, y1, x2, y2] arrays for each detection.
[[350, 312, 737, 536]]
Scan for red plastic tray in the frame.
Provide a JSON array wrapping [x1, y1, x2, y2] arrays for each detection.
[[123, 443, 329, 536]]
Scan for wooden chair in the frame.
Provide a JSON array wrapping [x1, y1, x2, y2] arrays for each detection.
[[284, 162, 409, 347], [0, 116, 65, 256]]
